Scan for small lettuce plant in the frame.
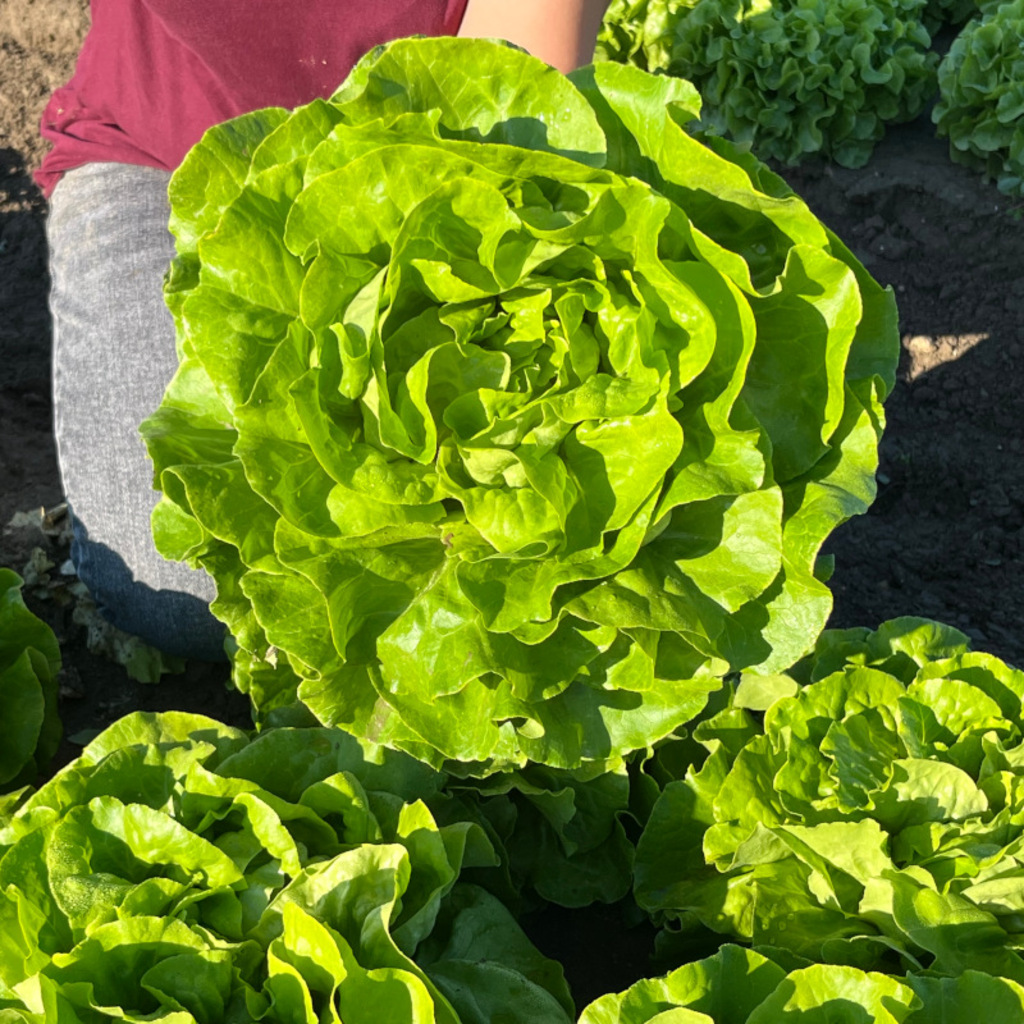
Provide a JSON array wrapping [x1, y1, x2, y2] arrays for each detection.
[[635, 618, 1024, 979], [142, 36, 898, 774], [0, 570, 60, 799], [933, 0, 1024, 197], [597, 0, 940, 167]]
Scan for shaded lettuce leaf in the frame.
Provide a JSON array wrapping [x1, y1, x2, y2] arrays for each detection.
[[924, 0, 983, 31], [432, 762, 636, 910], [933, 0, 1024, 198], [0, 571, 61, 796]]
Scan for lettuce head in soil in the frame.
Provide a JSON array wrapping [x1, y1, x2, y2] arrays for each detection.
[[0, 570, 60, 801], [635, 617, 1024, 981], [0, 712, 574, 1023], [141, 37, 898, 773], [933, 0, 1024, 198], [596, 0, 939, 168]]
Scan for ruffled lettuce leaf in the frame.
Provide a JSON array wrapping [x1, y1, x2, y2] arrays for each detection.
[[579, 943, 1024, 1022], [933, 0, 1024, 197]]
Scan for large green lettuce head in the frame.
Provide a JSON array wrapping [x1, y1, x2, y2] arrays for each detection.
[[0, 570, 61, 801], [597, 0, 939, 168], [635, 618, 1024, 979], [578, 943, 1024, 1023], [142, 37, 898, 773], [933, 0, 1024, 197], [0, 712, 573, 1023]]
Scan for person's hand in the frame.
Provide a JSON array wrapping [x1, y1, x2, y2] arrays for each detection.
[[457, 0, 611, 73]]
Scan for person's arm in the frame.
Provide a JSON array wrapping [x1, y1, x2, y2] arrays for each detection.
[[456, 0, 611, 73]]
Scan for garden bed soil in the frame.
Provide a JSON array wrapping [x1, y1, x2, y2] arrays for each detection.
[[2, 0, 1024, 1009]]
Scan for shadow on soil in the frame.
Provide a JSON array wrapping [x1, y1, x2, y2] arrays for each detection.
[[0, 146, 50, 389]]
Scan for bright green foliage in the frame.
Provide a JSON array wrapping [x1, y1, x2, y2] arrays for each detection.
[[596, 0, 939, 168], [578, 943, 1024, 1022], [933, 0, 1024, 197], [142, 36, 897, 774], [0, 570, 61, 798], [0, 712, 573, 1023], [635, 617, 1024, 979]]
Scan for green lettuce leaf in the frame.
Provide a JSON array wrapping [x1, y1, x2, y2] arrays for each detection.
[[933, 0, 1024, 197], [580, 944, 1024, 1022], [0, 571, 61, 796]]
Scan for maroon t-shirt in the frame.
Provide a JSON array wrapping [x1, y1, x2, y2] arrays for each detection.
[[37, 0, 469, 195]]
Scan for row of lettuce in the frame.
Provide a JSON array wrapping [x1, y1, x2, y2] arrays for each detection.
[[2, 36, 1020, 1020], [597, 0, 1024, 196], [7, 586, 1024, 1020]]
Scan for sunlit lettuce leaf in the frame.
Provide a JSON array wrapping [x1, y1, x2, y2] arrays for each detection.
[[142, 36, 897, 773], [579, 943, 1024, 1022]]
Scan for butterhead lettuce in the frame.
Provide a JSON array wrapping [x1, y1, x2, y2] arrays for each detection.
[[141, 37, 897, 773], [635, 618, 1024, 980], [933, 0, 1024, 197], [0, 712, 573, 1022]]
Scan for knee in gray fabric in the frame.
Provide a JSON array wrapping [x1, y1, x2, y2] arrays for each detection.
[[70, 514, 228, 663]]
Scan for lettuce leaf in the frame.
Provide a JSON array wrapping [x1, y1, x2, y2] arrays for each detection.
[[933, 0, 1024, 197], [579, 943, 1024, 1022], [0, 571, 61, 798]]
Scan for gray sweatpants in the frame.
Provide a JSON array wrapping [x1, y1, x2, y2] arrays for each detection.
[[49, 162, 226, 661]]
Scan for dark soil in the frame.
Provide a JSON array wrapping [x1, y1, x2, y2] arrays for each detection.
[[2, 1, 1024, 1010], [785, 117, 1024, 663]]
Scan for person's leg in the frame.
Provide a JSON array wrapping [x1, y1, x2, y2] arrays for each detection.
[[49, 162, 226, 662]]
